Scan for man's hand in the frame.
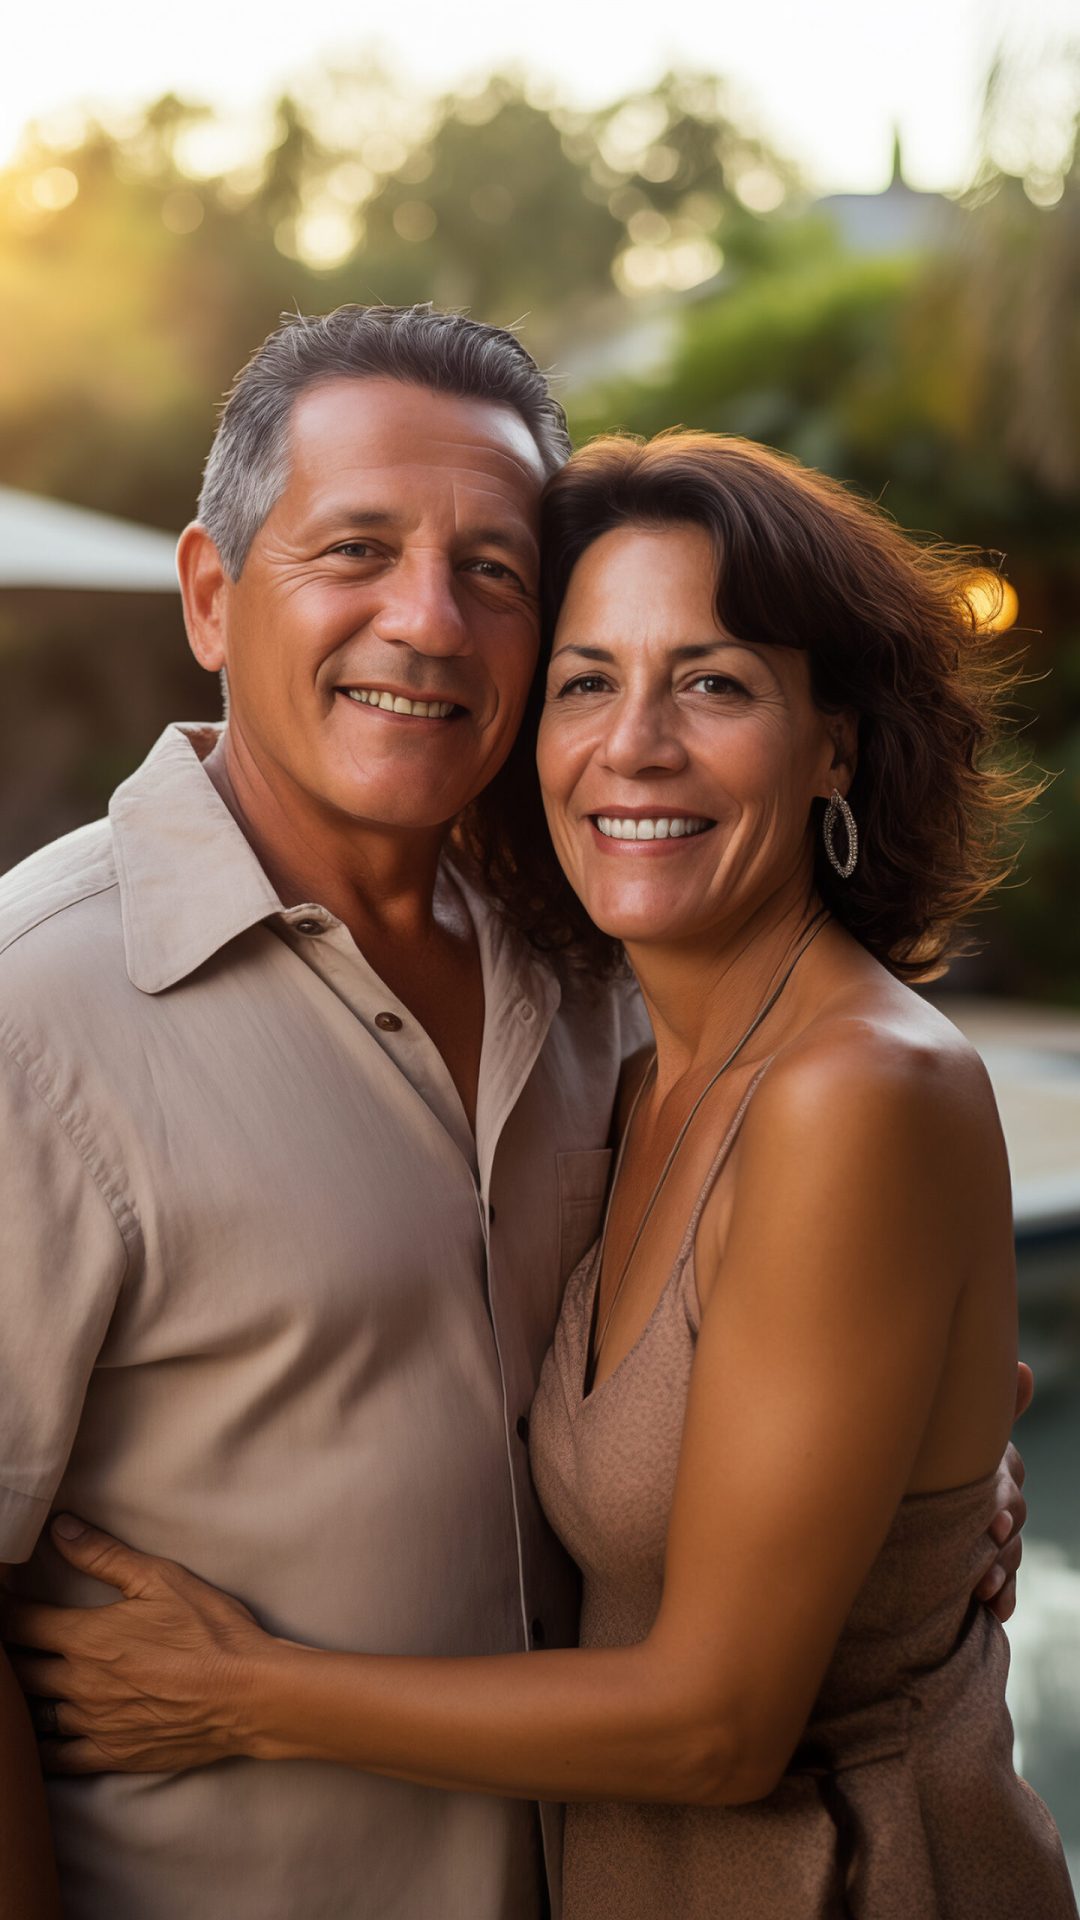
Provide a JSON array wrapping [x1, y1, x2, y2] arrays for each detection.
[[974, 1361, 1033, 1623], [3, 1518, 267, 1776]]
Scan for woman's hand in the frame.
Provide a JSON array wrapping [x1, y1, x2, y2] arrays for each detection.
[[3, 1517, 270, 1775]]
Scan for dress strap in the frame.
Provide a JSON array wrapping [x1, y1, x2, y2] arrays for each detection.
[[672, 1058, 775, 1277]]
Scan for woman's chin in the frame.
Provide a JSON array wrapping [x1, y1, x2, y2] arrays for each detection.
[[580, 892, 707, 950]]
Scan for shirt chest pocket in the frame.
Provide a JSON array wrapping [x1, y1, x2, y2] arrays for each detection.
[[556, 1147, 613, 1284]]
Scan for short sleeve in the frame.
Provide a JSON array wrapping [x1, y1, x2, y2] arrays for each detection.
[[0, 1041, 130, 1562]]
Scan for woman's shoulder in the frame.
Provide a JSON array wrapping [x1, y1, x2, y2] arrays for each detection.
[[748, 983, 999, 1159]]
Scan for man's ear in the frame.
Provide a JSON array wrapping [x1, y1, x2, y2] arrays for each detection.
[[177, 523, 231, 674]]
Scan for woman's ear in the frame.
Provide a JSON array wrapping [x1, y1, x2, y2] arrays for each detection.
[[821, 711, 858, 798]]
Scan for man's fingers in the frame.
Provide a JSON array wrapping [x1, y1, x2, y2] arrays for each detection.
[[976, 1564, 1007, 1601], [49, 1516, 162, 1598], [990, 1581, 1018, 1624], [989, 1508, 1013, 1546], [1003, 1438, 1027, 1494], [1014, 1362, 1035, 1423]]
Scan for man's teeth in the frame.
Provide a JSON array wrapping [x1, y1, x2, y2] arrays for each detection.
[[594, 816, 712, 841], [344, 689, 456, 718]]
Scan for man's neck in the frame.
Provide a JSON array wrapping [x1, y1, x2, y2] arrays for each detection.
[[202, 727, 487, 1132], [203, 728, 447, 954]]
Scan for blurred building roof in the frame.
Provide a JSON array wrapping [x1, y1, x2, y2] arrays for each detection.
[[0, 485, 179, 591], [816, 133, 960, 257]]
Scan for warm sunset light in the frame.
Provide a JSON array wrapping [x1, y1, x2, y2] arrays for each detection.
[[965, 570, 1021, 633]]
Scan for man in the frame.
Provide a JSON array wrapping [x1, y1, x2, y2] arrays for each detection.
[[0, 306, 1024, 1919]]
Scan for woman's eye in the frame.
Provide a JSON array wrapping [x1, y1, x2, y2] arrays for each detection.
[[689, 673, 748, 697], [556, 674, 611, 697]]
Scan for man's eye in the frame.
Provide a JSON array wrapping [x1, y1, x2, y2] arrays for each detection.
[[331, 542, 377, 559], [468, 559, 522, 585]]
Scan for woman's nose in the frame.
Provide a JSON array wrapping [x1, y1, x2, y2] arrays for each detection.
[[598, 693, 688, 778]]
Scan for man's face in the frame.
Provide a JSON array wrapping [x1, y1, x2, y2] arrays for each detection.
[[199, 377, 546, 832]]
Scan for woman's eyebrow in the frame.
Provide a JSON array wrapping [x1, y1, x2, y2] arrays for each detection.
[[552, 640, 760, 664]]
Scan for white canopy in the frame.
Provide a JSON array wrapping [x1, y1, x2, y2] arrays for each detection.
[[0, 485, 180, 591]]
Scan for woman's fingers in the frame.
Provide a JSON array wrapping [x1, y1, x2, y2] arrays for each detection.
[[1014, 1362, 1034, 1424], [28, 1696, 85, 1739], [2, 1597, 90, 1656], [38, 1736, 113, 1776], [8, 1652, 67, 1698], [49, 1516, 168, 1598]]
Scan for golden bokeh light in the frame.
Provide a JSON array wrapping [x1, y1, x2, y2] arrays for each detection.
[[614, 235, 723, 297], [963, 570, 1020, 633], [392, 199, 437, 243], [30, 165, 79, 211]]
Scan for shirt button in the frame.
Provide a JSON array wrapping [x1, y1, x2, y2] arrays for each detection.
[[295, 918, 324, 935], [530, 1617, 546, 1647], [519, 1002, 535, 1024], [374, 1012, 403, 1032], [516, 1414, 529, 1443]]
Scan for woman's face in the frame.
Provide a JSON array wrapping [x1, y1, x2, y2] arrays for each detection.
[[537, 521, 850, 950]]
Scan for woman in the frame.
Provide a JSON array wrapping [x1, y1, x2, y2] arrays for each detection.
[[9, 434, 1075, 1917]]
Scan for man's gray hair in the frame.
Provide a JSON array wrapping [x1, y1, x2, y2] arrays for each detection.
[[198, 304, 572, 579]]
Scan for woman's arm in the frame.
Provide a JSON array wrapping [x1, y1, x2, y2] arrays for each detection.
[[0, 1577, 62, 1919], [7, 1040, 1017, 1804]]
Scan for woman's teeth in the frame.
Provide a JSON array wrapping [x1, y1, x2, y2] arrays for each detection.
[[594, 816, 712, 841], [343, 689, 456, 718]]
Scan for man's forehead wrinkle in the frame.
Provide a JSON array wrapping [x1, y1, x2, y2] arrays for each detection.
[[420, 432, 544, 481]]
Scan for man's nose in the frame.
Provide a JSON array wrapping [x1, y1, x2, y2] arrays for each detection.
[[368, 555, 470, 657], [599, 691, 688, 778]]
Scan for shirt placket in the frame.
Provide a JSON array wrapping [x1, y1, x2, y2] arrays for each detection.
[[277, 898, 564, 1659], [275, 904, 478, 1169]]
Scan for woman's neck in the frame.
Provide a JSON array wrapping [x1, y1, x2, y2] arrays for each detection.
[[624, 882, 827, 1097]]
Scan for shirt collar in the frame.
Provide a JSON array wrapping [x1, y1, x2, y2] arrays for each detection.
[[111, 722, 284, 994], [110, 724, 567, 1036]]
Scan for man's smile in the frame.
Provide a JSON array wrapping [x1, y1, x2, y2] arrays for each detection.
[[335, 684, 466, 721]]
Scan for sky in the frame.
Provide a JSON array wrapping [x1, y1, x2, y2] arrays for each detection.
[[5, 0, 1079, 191]]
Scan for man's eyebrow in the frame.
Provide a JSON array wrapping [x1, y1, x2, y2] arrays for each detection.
[[308, 508, 537, 567], [463, 524, 539, 567], [309, 508, 402, 536]]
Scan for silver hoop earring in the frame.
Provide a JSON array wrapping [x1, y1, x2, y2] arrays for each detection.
[[823, 789, 858, 879]]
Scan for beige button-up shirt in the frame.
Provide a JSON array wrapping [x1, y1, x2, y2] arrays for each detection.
[[0, 724, 644, 1920]]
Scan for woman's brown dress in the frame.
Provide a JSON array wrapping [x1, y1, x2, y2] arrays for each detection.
[[529, 1073, 1077, 1919]]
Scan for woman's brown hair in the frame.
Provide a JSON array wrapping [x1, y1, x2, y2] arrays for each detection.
[[456, 431, 1037, 983]]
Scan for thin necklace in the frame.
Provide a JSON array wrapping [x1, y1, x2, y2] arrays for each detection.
[[589, 908, 830, 1377]]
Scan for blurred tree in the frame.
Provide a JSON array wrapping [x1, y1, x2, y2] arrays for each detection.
[[0, 55, 1076, 995]]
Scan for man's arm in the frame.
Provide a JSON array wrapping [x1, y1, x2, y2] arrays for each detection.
[[0, 1571, 62, 1919], [0, 1031, 132, 1907]]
